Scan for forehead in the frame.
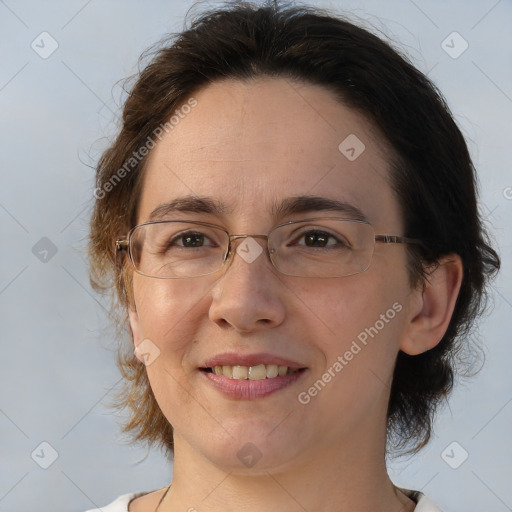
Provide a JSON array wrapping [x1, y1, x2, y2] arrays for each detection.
[[138, 77, 402, 231]]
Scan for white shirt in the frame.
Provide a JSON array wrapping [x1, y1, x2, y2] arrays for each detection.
[[85, 488, 443, 511]]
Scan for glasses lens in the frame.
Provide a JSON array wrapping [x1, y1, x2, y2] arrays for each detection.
[[269, 219, 375, 277], [130, 222, 228, 278]]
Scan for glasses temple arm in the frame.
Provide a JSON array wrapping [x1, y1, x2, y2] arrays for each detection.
[[375, 235, 424, 246], [116, 239, 129, 251]]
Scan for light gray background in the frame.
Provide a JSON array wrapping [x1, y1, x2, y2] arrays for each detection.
[[0, 1, 510, 511]]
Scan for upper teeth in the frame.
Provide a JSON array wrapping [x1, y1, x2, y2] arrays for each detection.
[[212, 364, 295, 380]]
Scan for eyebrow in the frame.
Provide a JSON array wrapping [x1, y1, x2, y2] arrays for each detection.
[[148, 195, 368, 223]]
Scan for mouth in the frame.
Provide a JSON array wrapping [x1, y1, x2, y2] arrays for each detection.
[[200, 364, 304, 380], [198, 355, 308, 399]]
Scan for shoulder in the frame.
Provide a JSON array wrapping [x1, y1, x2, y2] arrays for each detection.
[[84, 493, 137, 512], [88, 487, 442, 512], [415, 494, 444, 512], [400, 488, 444, 512], [84, 488, 168, 512]]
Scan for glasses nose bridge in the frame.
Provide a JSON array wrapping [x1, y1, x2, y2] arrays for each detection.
[[225, 233, 271, 264], [227, 232, 269, 250], [229, 233, 268, 241]]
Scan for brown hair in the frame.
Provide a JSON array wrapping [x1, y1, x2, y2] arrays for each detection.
[[88, 0, 500, 458]]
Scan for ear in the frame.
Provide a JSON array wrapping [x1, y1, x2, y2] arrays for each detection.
[[128, 303, 142, 347], [400, 254, 463, 355]]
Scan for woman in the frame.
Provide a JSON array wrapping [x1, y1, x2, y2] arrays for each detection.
[[87, 1, 500, 511]]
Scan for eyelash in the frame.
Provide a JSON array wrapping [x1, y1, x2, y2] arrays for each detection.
[[160, 228, 349, 250]]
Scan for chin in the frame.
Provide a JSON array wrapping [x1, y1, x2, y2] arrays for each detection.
[[189, 420, 308, 473]]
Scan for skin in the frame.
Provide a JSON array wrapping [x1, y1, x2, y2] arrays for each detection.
[[127, 77, 463, 512]]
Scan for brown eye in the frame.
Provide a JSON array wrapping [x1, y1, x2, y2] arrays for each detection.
[[174, 232, 207, 248], [293, 229, 349, 249]]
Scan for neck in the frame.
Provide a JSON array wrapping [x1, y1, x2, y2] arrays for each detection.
[[159, 417, 415, 512]]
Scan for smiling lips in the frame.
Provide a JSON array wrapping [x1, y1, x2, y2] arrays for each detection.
[[207, 364, 299, 380], [199, 354, 308, 399]]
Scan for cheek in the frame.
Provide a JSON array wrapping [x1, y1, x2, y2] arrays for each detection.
[[295, 273, 409, 433], [298, 266, 409, 368], [131, 277, 209, 421], [132, 276, 212, 354]]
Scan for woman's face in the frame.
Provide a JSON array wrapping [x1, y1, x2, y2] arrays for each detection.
[[129, 77, 417, 471]]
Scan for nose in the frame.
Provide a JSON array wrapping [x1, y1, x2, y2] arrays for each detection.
[[208, 236, 286, 333]]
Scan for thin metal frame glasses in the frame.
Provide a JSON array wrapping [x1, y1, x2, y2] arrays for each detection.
[[116, 218, 423, 279]]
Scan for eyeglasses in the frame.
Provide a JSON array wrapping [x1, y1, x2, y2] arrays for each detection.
[[116, 218, 423, 279]]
